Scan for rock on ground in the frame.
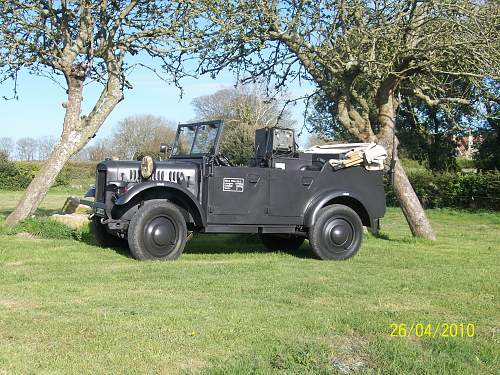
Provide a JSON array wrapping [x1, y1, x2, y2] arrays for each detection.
[[62, 196, 91, 215], [50, 214, 89, 229]]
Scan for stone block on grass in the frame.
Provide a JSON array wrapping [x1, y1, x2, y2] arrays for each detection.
[[50, 214, 89, 229]]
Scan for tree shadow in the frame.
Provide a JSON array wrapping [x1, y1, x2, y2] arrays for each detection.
[[0, 207, 60, 218]]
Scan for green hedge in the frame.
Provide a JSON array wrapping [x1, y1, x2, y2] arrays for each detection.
[[62, 161, 97, 181], [0, 158, 97, 190], [386, 171, 500, 210]]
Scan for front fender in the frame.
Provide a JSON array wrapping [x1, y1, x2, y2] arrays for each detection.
[[115, 182, 205, 227]]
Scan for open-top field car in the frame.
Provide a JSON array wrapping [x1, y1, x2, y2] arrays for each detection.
[[83, 120, 387, 260]]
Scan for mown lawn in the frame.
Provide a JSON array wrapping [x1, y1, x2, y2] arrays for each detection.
[[0, 190, 498, 374]]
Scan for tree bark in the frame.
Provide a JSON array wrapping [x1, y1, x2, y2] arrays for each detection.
[[5, 76, 86, 225], [392, 159, 436, 239]]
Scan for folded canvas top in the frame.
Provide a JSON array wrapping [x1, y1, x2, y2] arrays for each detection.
[[363, 144, 387, 163], [304, 143, 372, 154], [306, 142, 388, 171]]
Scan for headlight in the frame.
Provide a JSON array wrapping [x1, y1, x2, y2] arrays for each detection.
[[141, 156, 154, 179]]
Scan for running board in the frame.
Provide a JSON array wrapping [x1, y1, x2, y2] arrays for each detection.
[[203, 225, 301, 234]]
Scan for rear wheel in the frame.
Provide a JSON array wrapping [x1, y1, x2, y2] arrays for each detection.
[[259, 234, 305, 251], [128, 200, 187, 261], [309, 204, 363, 260]]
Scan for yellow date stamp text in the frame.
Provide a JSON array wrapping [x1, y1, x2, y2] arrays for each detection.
[[389, 322, 475, 338]]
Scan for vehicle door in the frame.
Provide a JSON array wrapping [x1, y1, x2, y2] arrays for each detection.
[[207, 166, 267, 224], [268, 168, 318, 217]]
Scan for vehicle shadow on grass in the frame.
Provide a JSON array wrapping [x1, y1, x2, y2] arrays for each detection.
[[184, 234, 312, 259], [80, 232, 135, 259], [79, 232, 312, 259]]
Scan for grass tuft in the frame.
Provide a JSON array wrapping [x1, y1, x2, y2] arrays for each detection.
[[0, 216, 88, 241]]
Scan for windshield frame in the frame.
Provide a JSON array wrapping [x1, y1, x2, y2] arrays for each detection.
[[170, 120, 224, 159]]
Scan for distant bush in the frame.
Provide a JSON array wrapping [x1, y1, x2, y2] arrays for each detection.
[[0, 152, 25, 190], [15, 161, 70, 188], [63, 161, 97, 181], [387, 171, 500, 210], [0, 159, 96, 190]]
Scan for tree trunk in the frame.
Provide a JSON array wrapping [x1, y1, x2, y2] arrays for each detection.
[[5, 76, 85, 225], [391, 159, 436, 239], [376, 85, 436, 240]]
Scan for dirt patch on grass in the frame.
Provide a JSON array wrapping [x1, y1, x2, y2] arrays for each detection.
[[5, 261, 24, 266], [0, 298, 34, 310], [330, 335, 374, 374], [15, 232, 38, 240], [176, 358, 207, 373]]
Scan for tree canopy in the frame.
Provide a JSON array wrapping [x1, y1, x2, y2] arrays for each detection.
[[189, 0, 499, 239], [0, 0, 202, 224]]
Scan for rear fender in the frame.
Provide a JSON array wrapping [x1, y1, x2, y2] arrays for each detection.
[[304, 190, 373, 230]]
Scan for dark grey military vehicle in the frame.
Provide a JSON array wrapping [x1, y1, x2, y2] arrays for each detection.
[[84, 120, 386, 261]]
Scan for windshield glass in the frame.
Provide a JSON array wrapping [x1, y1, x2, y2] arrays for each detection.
[[192, 124, 218, 154], [172, 126, 196, 156], [171, 122, 221, 157]]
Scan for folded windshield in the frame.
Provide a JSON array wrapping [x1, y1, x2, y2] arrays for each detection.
[[171, 121, 222, 157]]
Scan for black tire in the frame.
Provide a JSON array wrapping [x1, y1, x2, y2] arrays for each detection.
[[259, 234, 305, 251], [127, 200, 187, 261], [90, 218, 126, 248], [309, 204, 363, 260]]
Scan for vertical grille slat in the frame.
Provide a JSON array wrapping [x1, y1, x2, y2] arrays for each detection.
[[96, 170, 106, 202]]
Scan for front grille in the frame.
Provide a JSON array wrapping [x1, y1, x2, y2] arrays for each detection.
[[150, 169, 185, 182], [96, 170, 106, 202]]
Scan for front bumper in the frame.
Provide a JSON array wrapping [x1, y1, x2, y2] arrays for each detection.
[[79, 199, 107, 217]]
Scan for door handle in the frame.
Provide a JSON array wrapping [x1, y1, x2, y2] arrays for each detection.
[[302, 177, 313, 186], [248, 174, 260, 183]]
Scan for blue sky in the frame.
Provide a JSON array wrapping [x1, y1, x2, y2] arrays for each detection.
[[0, 62, 314, 147]]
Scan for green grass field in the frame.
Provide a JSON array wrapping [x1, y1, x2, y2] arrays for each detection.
[[0, 190, 499, 374]]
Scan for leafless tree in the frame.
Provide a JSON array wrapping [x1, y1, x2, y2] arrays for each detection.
[[86, 139, 113, 162], [16, 137, 38, 161], [1, 1, 202, 225], [37, 136, 58, 160], [112, 115, 176, 160], [194, 0, 500, 239], [0, 137, 14, 159], [192, 85, 296, 164]]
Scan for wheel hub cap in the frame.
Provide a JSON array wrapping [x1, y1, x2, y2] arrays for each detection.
[[145, 216, 176, 256], [330, 223, 349, 246], [324, 218, 353, 251]]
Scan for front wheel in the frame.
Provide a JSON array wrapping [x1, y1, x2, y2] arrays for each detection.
[[309, 204, 363, 260], [127, 200, 187, 261]]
